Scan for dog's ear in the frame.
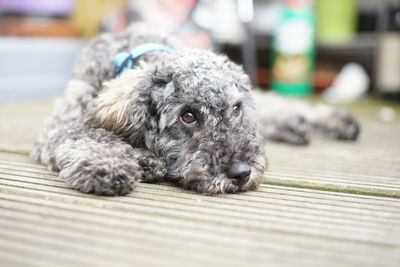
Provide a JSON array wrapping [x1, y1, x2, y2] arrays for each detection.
[[151, 67, 173, 87], [93, 68, 150, 141], [93, 65, 174, 144], [148, 66, 175, 106]]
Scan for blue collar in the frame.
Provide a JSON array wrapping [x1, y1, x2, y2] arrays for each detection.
[[113, 43, 174, 77]]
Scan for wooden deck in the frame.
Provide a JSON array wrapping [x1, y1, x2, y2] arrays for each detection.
[[0, 98, 399, 267]]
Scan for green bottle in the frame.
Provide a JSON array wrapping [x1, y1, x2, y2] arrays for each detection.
[[271, 0, 315, 96]]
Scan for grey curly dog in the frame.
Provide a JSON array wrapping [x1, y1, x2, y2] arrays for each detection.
[[31, 24, 359, 196]]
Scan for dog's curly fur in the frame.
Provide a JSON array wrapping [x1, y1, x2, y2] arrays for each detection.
[[31, 24, 359, 196]]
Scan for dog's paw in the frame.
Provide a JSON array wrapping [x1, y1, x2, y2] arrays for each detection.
[[60, 158, 143, 196], [184, 180, 240, 195], [133, 148, 167, 183], [260, 115, 310, 145], [315, 107, 360, 141]]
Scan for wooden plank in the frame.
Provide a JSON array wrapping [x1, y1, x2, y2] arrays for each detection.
[[262, 97, 400, 197], [0, 98, 400, 266], [0, 176, 399, 266], [264, 120, 400, 198], [0, 153, 399, 266], [0, 99, 53, 154]]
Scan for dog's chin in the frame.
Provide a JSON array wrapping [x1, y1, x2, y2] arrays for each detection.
[[244, 156, 267, 190], [240, 166, 265, 192], [182, 169, 263, 195], [175, 152, 267, 195], [183, 176, 239, 195]]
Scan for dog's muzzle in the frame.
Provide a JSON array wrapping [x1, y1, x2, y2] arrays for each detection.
[[227, 162, 251, 187]]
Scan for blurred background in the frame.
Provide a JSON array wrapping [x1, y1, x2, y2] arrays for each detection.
[[0, 0, 399, 104]]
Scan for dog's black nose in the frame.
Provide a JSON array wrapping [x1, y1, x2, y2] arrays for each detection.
[[227, 162, 251, 186]]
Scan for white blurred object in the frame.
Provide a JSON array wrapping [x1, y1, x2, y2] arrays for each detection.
[[376, 33, 400, 94], [379, 107, 396, 122], [275, 19, 313, 55], [237, 0, 254, 23], [322, 63, 369, 104], [192, 0, 215, 30], [253, 1, 282, 35], [212, 0, 242, 44]]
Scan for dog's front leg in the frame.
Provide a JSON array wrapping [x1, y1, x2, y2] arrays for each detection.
[[52, 126, 148, 195]]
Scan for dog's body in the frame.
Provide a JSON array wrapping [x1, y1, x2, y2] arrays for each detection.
[[32, 24, 359, 195]]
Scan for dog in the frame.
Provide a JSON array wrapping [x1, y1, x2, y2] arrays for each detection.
[[31, 24, 359, 196]]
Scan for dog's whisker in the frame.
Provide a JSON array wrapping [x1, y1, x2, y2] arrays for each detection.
[[220, 179, 226, 194]]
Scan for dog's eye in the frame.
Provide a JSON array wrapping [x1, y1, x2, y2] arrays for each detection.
[[181, 111, 197, 125], [232, 104, 241, 117]]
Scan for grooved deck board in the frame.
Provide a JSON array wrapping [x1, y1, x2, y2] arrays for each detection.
[[0, 98, 400, 266], [1, 152, 399, 267]]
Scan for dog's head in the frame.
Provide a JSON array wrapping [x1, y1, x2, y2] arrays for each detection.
[[93, 49, 266, 194]]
